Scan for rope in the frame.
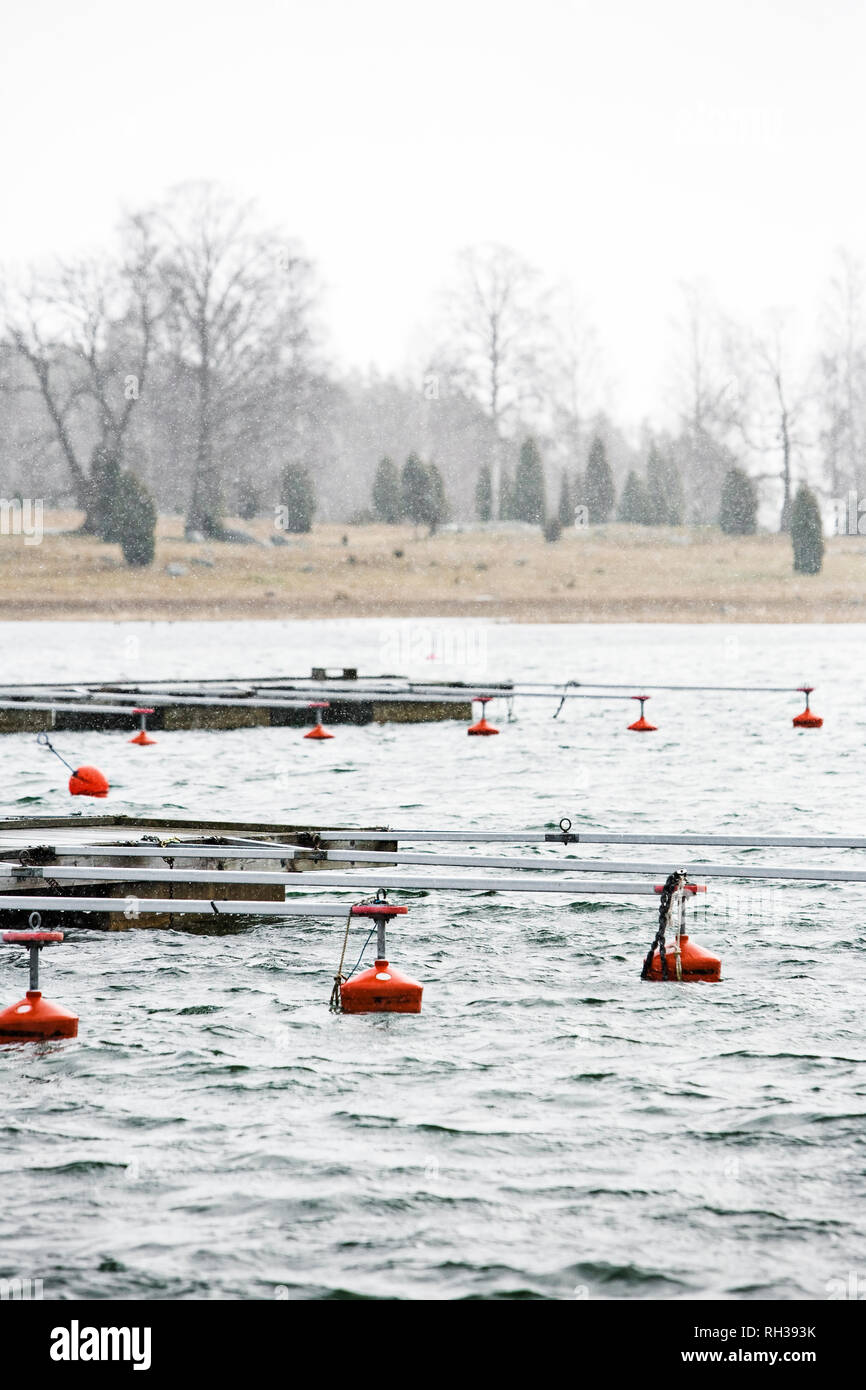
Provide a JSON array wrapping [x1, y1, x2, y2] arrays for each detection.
[[329, 894, 388, 1011], [553, 681, 579, 720], [329, 907, 355, 1012], [345, 928, 376, 981], [36, 732, 76, 774]]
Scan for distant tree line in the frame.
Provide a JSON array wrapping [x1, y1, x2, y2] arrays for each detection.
[[468, 433, 684, 535], [0, 184, 854, 575], [370, 454, 449, 533]]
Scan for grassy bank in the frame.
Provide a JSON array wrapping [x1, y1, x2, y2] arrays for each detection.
[[1, 512, 864, 622]]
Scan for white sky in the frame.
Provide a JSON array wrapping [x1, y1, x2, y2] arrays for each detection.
[[3, 0, 864, 431]]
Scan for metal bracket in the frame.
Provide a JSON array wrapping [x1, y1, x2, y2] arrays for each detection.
[[545, 815, 578, 844]]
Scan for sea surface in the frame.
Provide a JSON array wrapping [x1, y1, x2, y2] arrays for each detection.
[[1, 619, 865, 1300]]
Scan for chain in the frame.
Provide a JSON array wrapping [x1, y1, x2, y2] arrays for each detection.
[[640, 870, 686, 980], [553, 680, 579, 720]]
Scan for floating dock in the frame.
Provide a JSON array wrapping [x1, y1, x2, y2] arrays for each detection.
[[0, 814, 396, 928], [0, 671, 820, 734], [0, 670, 480, 733]]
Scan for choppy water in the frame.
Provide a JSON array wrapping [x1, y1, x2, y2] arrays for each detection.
[[1, 620, 865, 1300]]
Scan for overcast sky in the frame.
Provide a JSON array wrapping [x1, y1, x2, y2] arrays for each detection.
[[3, 0, 864, 429]]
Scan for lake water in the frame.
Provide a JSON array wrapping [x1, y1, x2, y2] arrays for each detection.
[[1, 619, 864, 1300]]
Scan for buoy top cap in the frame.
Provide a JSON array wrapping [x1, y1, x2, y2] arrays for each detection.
[[308, 700, 330, 708], [132, 706, 155, 714], [631, 693, 650, 701], [351, 903, 409, 917], [797, 685, 814, 694], [3, 930, 63, 944]]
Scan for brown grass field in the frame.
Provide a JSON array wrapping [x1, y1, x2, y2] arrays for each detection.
[[1, 511, 864, 622]]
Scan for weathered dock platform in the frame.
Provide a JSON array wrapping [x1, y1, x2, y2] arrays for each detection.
[[0, 814, 397, 929], [0, 669, 490, 733]]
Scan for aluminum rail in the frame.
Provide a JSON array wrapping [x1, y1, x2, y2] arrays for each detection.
[[0, 700, 150, 716], [243, 684, 634, 702], [282, 848, 866, 883], [40, 689, 627, 709], [4, 826, 866, 858], [0, 677, 811, 696], [489, 681, 805, 694], [0, 863, 696, 896], [6, 852, 860, 886], [262, 845, 866, 880], [0, 896, 384, 917], [8, 693, 316, 712], [300, 828, 866, 850], [0, 841, 365, 861]]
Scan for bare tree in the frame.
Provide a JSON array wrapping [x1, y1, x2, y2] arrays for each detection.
[[751, 315, 808, 530], [547, 283, 602, 467], [818, 249, 866, 499], [668, 281, 740, 521], [439, 243, 549, 517], [721, 311, 813, 530], [0, 214, 159, 532], [153, 182, 318, 537]]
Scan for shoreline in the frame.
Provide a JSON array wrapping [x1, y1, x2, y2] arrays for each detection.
[[3, 514, 864, 623], [3, 597, 866, 622]]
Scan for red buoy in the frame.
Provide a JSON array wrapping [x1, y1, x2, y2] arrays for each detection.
[[129, 707, 157, 745], [0, 990, 79, 1039], [467, 695, 499, 736], [644, 933, 721, 982], [0, 927, 78, 1040], [68, 766, 110, 797], [793, 686, 823, 729], [628, 695, 657, 732], [304, 701, 334, 739], [340, 959, 423, 1013]]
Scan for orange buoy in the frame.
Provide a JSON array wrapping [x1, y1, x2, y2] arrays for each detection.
[[129, 707, 157, 745], [628, 694, 657, 732], [0, 989, 79, 1039], [340, 959, 423, 1014], [304, 701, 334, 740], [38, 732, 109, 797], [335, 901, 420, 1013], [467, 695, 499, 736], [0, 927, 79, 1040], [69, 765, 110, 797], [644, 933, 721, 982], [793, 686, 823, 729]]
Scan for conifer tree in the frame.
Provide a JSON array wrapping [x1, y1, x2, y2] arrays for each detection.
[[513, 436, 546, 524], [645, 443, 684, 525], [584, 436, 615, 523], [617, 470, 651, 524], [116, 472, 157, 567], [475, 462, 492, 521], [791, 483, 824, 573], [372, 455, 402, 523], [719, 466, 757, 535], [557, 471, 575, 527], [280, 462, 316, 533]]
